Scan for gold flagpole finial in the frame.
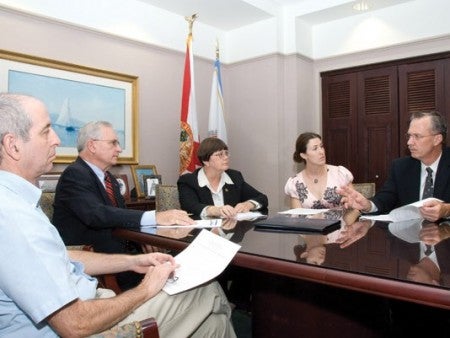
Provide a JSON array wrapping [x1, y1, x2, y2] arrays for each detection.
[[185, 13, 198, 35]]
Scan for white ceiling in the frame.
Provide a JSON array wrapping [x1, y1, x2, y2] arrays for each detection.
[[138, 0, 414, 30], [1, 0, 447, 62]]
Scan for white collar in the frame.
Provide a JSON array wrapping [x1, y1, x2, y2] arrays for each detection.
[[198, 168, 233, 190], [421, 153, 441, 174]]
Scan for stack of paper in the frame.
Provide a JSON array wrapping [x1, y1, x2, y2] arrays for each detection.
[[278, 208, 329, 215]]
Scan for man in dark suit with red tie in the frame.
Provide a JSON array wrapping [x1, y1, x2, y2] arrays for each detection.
[[53, 121, 193, 289]]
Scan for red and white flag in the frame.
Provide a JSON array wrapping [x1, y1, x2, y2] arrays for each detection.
[[179, 32, 201, 174]]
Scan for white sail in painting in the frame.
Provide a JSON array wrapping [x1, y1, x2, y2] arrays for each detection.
[[55, 98, 75, 131]]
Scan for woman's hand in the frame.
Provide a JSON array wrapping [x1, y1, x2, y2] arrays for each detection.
[[234, 201, 254, 213], [208, 205, 237, 218]]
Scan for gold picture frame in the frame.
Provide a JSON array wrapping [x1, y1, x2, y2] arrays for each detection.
[[0, 49, 138, 164], [131, 165, 158, 198]]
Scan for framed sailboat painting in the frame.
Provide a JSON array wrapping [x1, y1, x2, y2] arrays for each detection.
[[0, 49, 138, 164]]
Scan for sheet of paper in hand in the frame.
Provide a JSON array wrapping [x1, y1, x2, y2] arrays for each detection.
[[360, 197, 443, 222], [163, 229, 241, 295]]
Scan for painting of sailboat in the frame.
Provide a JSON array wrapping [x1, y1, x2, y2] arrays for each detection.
[[54, 98, 76, 132], [6, 62, 135, 162]]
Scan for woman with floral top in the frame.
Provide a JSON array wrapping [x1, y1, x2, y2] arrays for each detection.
[[285, 132, 354, 209]]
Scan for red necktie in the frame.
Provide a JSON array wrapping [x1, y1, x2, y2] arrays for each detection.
[[104, 172, 118, 207]]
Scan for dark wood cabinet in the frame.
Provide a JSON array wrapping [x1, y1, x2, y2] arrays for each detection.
[[398, 59, 447, 156], [125, 198, 155, 211], [356, 66, 399, 186], [322, 52, 450, 189], [322, 72, 358, 180]]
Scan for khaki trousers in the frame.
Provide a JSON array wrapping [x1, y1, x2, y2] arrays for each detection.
[[97, 280, 236, 338]]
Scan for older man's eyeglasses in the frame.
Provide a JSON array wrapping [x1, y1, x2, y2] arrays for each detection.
[[405, 133, 438, 141], [211, 150, 229, 159], [93, 139, 121, 147]]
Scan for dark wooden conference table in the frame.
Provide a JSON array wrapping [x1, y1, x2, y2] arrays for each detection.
[[114, 209, 450, 337]]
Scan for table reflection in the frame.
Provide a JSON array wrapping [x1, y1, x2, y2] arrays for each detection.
[[293, 218, 373, 266], [135, 209, 450, 290], [389, 220, 450, 286]]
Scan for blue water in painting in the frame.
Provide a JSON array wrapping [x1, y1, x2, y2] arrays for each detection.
[[51, 115, 125, 148]]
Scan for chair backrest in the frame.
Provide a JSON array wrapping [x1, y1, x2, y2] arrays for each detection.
[[40, 192, 55, 220], [155, 185, 180, 211], [353, 182, 376, 198]]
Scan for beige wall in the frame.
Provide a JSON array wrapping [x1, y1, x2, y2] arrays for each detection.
[[1, 8, 448, 213]]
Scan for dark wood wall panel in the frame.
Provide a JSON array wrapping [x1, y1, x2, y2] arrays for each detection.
[[322, 73, 358, 177], [357, 67, 398, 186], [399, 59, 447, 156], [366, 126, 393, 187], [324, 128, 354, 174]]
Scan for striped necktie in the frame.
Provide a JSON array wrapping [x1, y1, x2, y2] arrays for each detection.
[[104, 172, 118, 206], [422, 167, 434, 199], [424, 244, 434, 256]]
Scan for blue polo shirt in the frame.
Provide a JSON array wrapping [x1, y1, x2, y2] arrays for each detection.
[[0, 170, 98, 337]]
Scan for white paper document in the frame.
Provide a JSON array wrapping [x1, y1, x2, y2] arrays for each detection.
[[278, 208, 329, 215], [234, 211, 265, 221], [360, 197, 443, 222], [141, 219, 222, 229], [163, 229, 241, 295]]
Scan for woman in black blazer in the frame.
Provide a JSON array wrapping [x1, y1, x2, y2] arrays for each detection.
[[177, 137, 268, 217]]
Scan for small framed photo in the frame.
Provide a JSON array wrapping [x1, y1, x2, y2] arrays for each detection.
[[131, 165, 158, 198], [115, 174, 130, 200], [144, 175, 162, 197], [38, 172, 62, 192]]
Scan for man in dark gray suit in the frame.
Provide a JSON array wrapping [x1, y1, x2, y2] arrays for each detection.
[[340, 111, 450, 222], [53, 121, 193, 289]]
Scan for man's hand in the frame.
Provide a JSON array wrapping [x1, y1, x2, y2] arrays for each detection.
[[419, 223, 443, 245], [336, 220, 372, 248], [337, 185, 372, 212], [420, 200, 450, 222], [156, 209, 195, 225], [138, 259, 178, 299], [130, 252, 177, 274]]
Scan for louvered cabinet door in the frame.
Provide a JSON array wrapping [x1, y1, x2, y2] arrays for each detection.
[[322, 72, 358, 179], [399, 59, 447, 156], [357, 67, 399, 187]]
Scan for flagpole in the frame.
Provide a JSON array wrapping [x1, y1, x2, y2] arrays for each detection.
[[208, 38, 228, 143], [179, 13, 201, 174]]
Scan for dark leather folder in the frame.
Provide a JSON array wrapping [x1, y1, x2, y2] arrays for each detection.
[[254, 215, 341, 234]]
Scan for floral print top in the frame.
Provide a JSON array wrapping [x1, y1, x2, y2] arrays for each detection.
[[284, 165, 353, 208]]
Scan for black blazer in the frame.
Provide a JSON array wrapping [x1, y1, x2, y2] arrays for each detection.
[[53, 157, 144, 254], [372, 147, 450, 214], [177, 168, 268, 216]]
